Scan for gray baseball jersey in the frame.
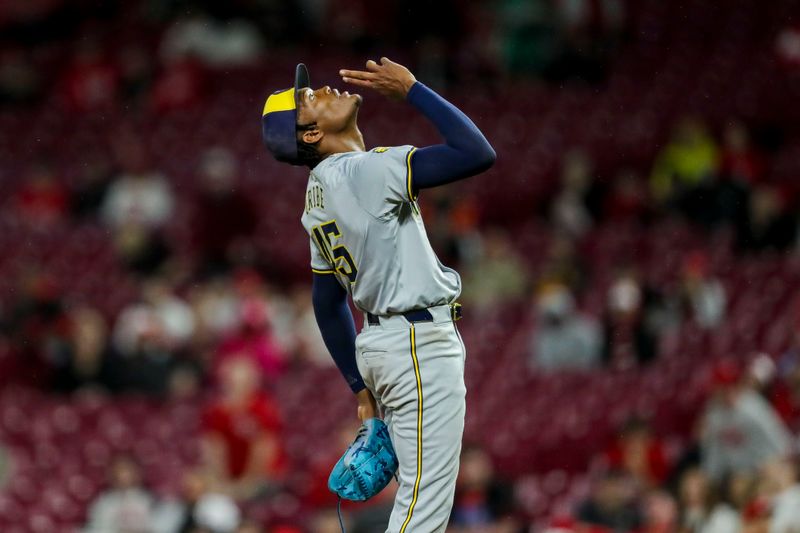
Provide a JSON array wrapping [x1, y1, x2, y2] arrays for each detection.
[[300, 145, 461, 315]]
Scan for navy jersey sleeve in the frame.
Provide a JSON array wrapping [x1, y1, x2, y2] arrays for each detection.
[[406, 82, 496, 193], [311, 272, 365, 393]]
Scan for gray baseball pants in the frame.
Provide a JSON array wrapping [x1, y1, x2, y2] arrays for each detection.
[[355, 304, 467, 533]]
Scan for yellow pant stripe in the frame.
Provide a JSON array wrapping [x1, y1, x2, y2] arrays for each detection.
[[400, 325, 423, 533]]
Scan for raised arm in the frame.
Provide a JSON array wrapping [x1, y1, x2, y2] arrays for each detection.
[[341, 57, 496, 191]]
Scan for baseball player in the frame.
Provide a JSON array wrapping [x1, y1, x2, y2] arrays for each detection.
[[261, 58, 495, 532]]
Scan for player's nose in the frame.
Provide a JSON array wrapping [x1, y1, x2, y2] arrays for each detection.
[[323, 86, 332, 94]]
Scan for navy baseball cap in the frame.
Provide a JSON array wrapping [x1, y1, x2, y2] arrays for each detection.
[[261, 63, 311, 165]]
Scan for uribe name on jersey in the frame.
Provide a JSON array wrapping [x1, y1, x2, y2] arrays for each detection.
[[305, 183, 325, 214]]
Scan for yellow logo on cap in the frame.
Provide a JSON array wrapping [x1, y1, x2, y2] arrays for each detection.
[[263, 88, 296, 116]]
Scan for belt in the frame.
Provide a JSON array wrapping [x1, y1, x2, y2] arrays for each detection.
[[367, 303, 462, 326]]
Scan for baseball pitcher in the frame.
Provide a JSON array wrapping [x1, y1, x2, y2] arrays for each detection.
[[261, 58, 495, 532]]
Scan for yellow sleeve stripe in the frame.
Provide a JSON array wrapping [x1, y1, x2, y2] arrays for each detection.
[[263, 88, 296, 116], [311, 268, 336, 274], [400, 325, 423, 533], [405, 147, 418, 202]]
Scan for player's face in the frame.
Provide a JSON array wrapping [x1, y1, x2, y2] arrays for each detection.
[[297, 86, 361, 134]]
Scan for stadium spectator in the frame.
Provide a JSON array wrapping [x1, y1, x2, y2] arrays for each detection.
[[775, 24, 800, 68], [5, 268, 66, 387], [461, 229, 529, 312], [575, 469, 643, 531], [678, 252, 726, 330], [112, 221, 173, 277], [549, 0, 626, 82], [140, 277, 195, 350], [114, 278, 194, 353], [192, 147, 257, 276], [52, 306, 115, 393], [604, 168, 649, 223], [602, 268, 673, 368], [101, 138, 174, 230], [700, 361, 793, 483], [418, 189, 482, 268], [495, 0, 558, 76], [676, 467, 741, 533], [640, 489, 678, 533], [59, 38, 119, 113], [538, 233, 589, 295], [190, 492, 242, 533], [760, 458, 800, 533], [190, 277, 241, 349], [70, 149, 114, 220], [216, 297, 288, 383], [714, 121, 763, 227], [735, 185, 797, 253], [111, 290, 180, 395], [450, 445, 519, 531], [201, 356, 287, 500], [118, 43, 154, 106], [603, 417, 669, 488], [550, 149, 602, 238], [530, 283, 603, 372], [650, 117, 720, 220], [288, 286, 330, 366], [152, 469, 240, 533], [150, 55, 206, 114], [14, 160, 68, 227], [159, 11, 265, 67], [84, 455, 155, 533]]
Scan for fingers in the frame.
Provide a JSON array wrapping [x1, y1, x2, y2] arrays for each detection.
[[341, 76, 372, 88], [379, 56, 395, 66], [366, 59, 380, 72], [339, 69, 376, 81]]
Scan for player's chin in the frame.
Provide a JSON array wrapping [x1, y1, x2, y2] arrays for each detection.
[[350, 93, 362, 107]]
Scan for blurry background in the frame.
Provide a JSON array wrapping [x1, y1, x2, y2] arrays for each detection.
[[1, 0, 800, 532]]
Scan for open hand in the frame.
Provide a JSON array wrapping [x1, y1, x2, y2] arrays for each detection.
[[340, 57, 417, 101]]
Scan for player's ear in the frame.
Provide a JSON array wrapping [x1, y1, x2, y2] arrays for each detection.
[[302, 128, 323, 145]]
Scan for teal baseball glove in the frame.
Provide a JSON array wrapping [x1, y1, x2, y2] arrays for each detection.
[[328, 418, 398, 501]]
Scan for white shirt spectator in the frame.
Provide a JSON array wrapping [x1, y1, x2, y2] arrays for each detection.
[[701, 388, 792, 482], [102, 172, 174, 229], [84, 488, 153, 533], [530, 286, 603, 371], [687, 279, 726, 329], [770, 484, 800, 533], [701, 504, 741, 533]]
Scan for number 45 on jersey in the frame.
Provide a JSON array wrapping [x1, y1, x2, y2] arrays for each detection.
[[312, 220, 358, 284]]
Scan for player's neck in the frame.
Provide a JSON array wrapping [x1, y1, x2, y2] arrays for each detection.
[[321, 126, 365, 157]]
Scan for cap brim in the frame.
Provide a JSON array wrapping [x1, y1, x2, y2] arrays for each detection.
[[295, 63, 310, 92]]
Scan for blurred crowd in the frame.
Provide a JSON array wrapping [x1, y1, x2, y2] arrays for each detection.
[[1, 0, 800, 532]]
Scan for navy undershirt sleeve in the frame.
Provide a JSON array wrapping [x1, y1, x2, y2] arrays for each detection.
[[407, 82, 496, 191], [311, 272, 365, 394]]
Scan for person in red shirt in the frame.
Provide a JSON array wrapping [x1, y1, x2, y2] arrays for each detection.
[[14, 161, 68, 226], [59, 39, 119, 113], [201, 356, 287, 500], [719, 121, 764, 187]]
